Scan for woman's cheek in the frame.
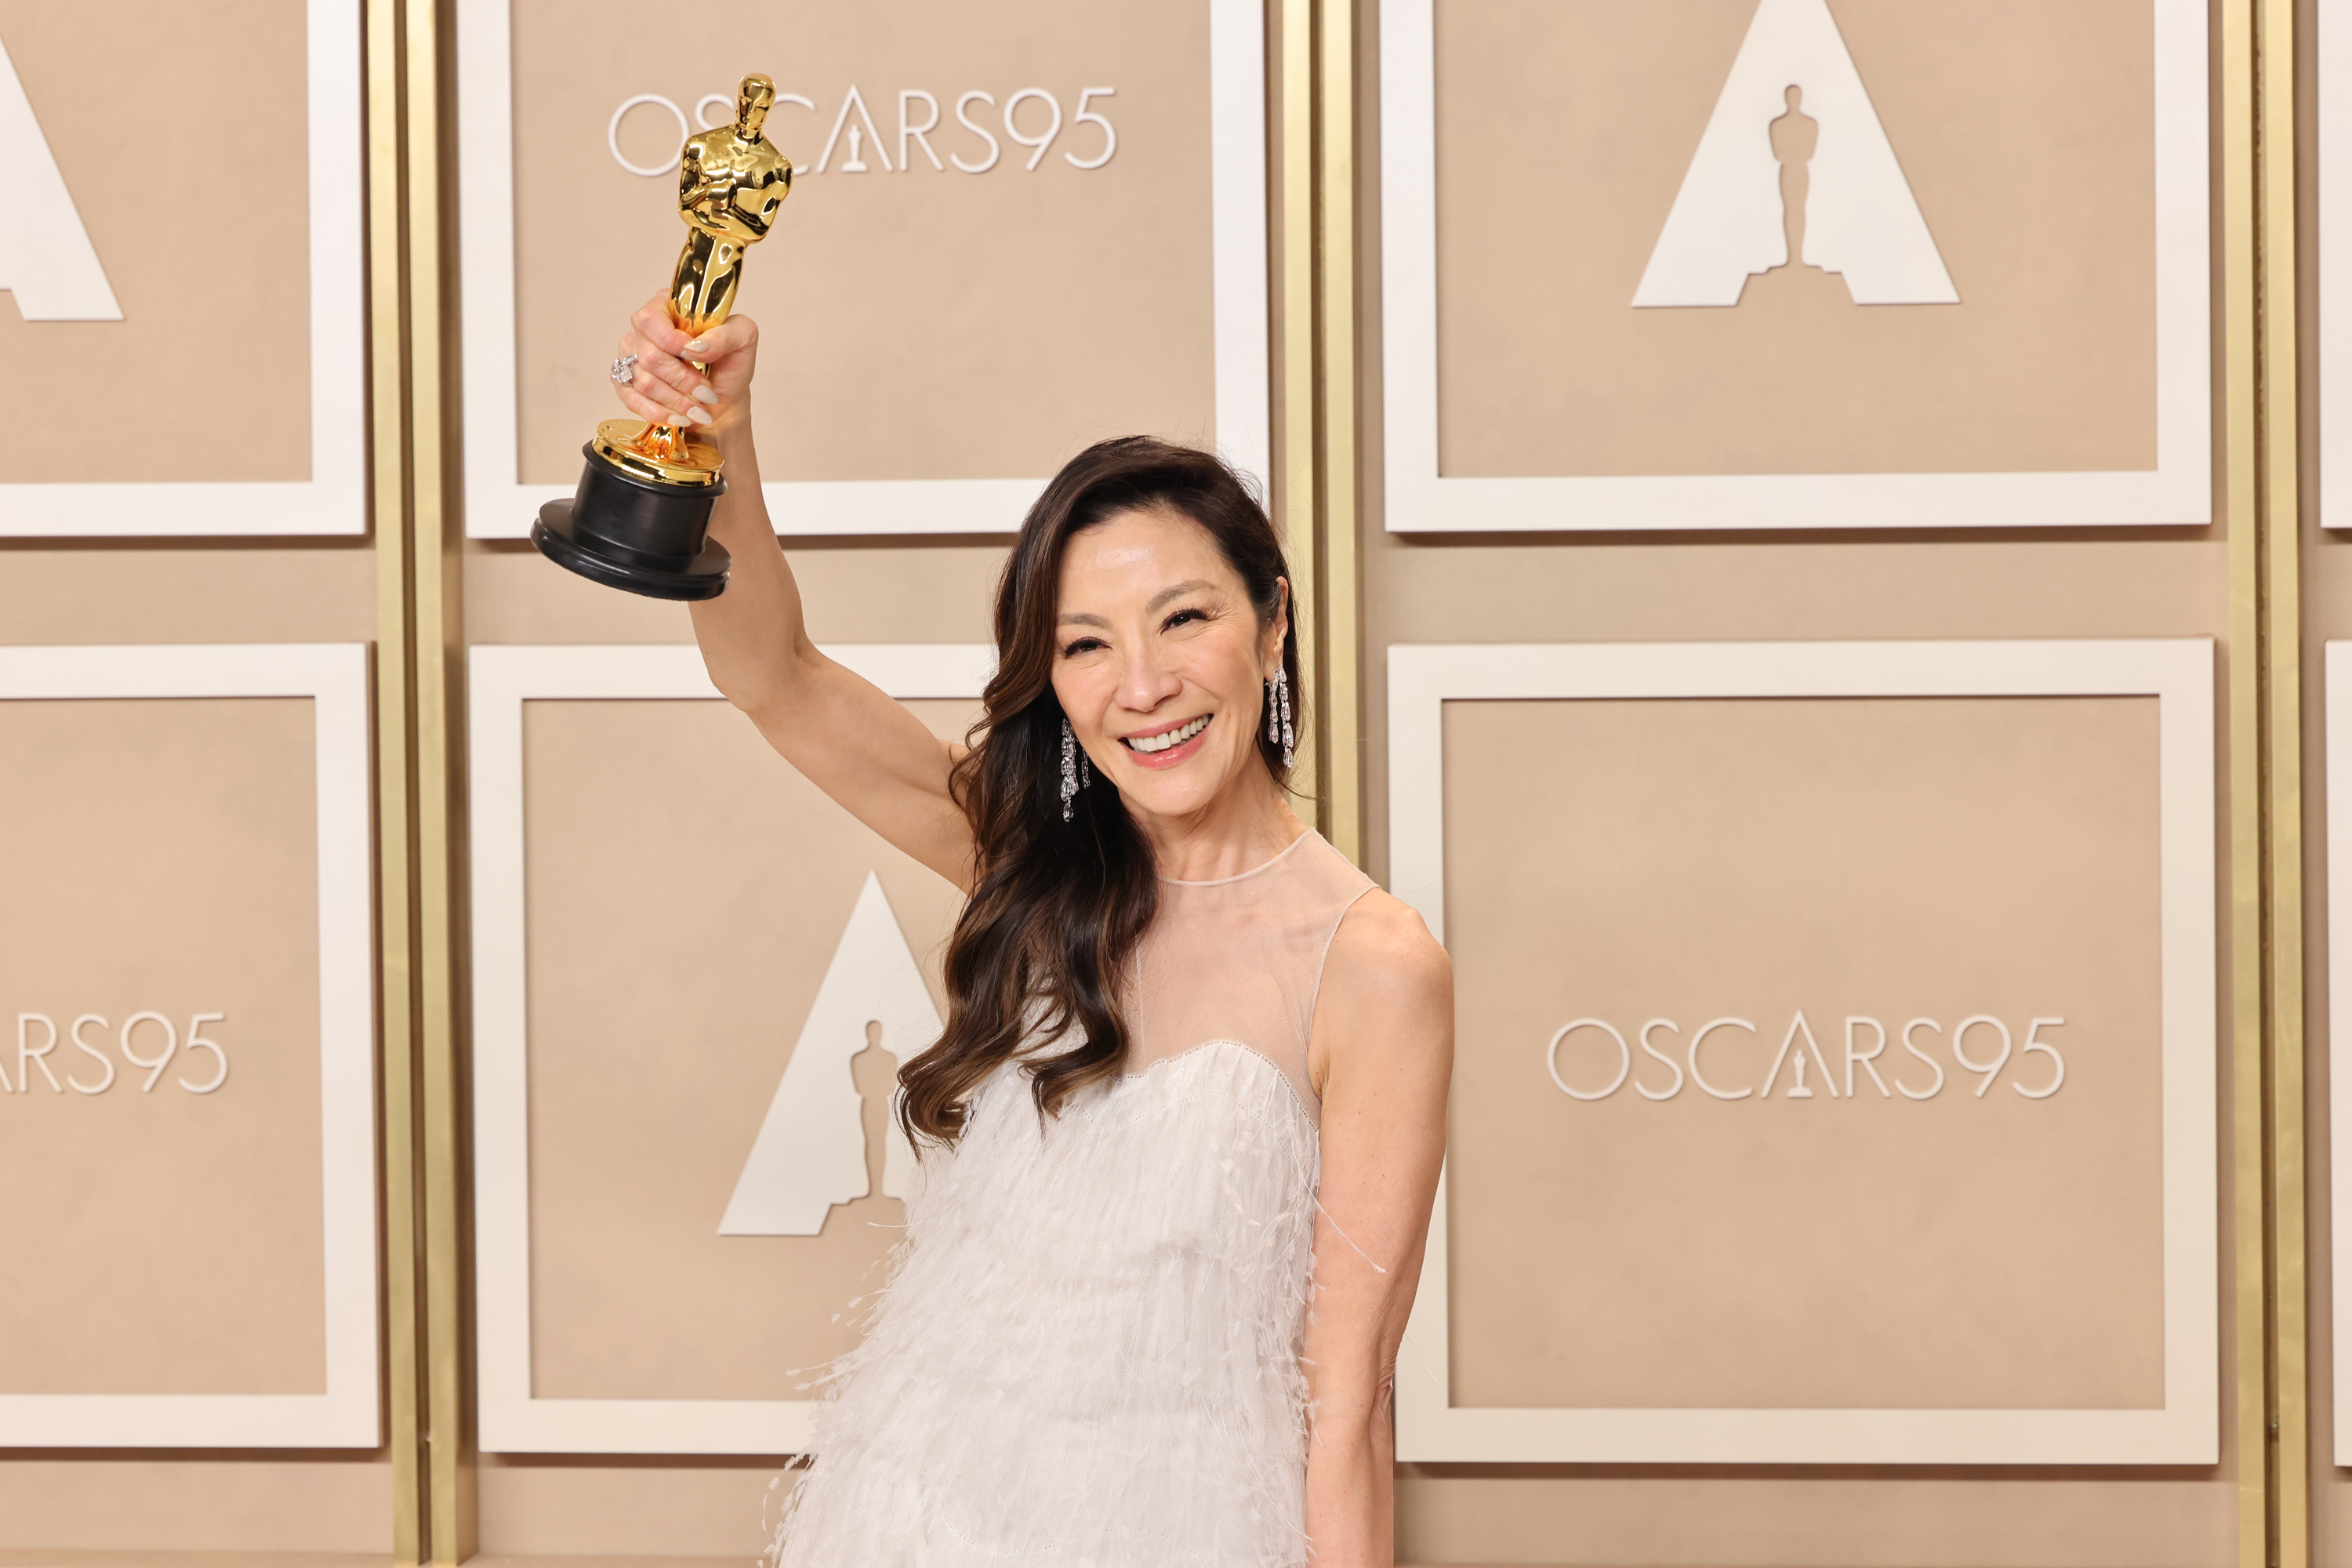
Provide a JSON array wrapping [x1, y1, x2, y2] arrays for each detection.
[[1058, 674, 1114, 739]]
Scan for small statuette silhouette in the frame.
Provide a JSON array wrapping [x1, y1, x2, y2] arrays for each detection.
[[834, 1020, 902, 1225], [843, 123, 869, 173], [1785, 1045, 1816, 1098], [1769, 85, 1821, 277]]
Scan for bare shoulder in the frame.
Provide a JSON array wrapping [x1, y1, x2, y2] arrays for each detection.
[[1321, 888, 1452, 1023], [1336, 884, 1439, 992], [1311, 887, 1452, 1097]]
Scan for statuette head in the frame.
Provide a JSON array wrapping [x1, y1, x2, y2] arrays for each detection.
[[736, 74, 776, 140]]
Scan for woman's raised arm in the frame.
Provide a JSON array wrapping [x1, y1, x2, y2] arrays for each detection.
[[614, 296, 977, 891]]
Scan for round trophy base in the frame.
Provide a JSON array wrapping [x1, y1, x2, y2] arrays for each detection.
[[529, 439, 731, 601], [532, 499, 730, 601]]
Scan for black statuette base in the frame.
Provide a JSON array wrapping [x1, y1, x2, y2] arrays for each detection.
[[530, 441, 731, 601]]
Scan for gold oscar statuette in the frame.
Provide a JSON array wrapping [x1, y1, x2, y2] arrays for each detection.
[[531, 73, 793, 600]]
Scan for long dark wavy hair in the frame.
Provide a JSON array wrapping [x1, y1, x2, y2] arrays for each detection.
[[898, 436, 1302, 1146]]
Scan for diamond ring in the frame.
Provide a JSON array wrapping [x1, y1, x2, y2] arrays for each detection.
[[609, 353, 639, 386]]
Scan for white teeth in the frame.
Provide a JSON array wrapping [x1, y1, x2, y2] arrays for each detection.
[[1125, 714, 1210, 754]]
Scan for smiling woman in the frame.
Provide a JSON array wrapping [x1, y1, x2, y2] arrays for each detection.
[[909, 439, 1310, 1138], [613, 289, 1452, 1568]]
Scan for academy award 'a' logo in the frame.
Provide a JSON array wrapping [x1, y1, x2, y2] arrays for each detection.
[[1634, 0, 1957, 309], [718, 873, 942, 1236], [0, 31, 122, 321]]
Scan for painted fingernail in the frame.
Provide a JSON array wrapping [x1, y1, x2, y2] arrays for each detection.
[[684, 337, 710, 354], [686, 405, 713, 426], [692, 385, 719, 406]]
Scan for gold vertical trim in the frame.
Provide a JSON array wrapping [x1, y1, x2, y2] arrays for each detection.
[[365, 0, 425, 1559], [1315, 0, 1363, 863], [1278, 0, 1322, 827], [2257, 0, 2308, 1559], [404, 0, 474, 1559], [2223, 0, 2270, 1563]]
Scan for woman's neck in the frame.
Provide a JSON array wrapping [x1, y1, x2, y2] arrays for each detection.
[[1129, 771, 1307, 883]]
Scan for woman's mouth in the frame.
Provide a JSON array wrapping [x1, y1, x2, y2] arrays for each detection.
[[1121, 713, 1211, 768]]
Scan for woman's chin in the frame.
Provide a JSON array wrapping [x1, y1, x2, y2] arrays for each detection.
[[1106, 749, 1250, 822]]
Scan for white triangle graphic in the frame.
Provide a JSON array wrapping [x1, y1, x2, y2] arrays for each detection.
[[717, 873, 942, 1236], [1632, 0, 1958, 308], [0, 32, 123, 321]]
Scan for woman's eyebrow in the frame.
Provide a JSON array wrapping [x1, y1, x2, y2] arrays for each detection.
[[1145, 579, 1217, 614], [1056, 611, 1110, 627]]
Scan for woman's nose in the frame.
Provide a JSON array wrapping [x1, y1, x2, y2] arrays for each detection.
[[1115, 650, 1183, 713]]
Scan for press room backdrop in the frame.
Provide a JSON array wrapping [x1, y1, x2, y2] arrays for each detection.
[[0, 0, 2315, 1566]]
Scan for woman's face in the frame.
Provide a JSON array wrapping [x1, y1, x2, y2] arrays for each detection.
[[1051, 506, 1287, 826]]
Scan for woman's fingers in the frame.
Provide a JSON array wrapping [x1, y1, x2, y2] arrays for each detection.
[[613, 329, 714, 426], [628, 332, 715, 417], [630, 296, 695, 356], [610, 357, 695, 426], [626, 300, 706, 383], [680, 316, 757, 365], [614, 379, 684, 430], [617, 294, 754, 422], [683, 315, 759, 405], [612, 367, 708, 427]]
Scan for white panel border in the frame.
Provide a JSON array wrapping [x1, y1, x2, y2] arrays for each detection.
[[470, 642, 993, 1454], [2328, 644, 2352, 1457], [0, 2, 366, 537], [458, 2, 1269, 539], [0, 644, 378, 1446], [1377, 0, 2212, 531], [1388, 639, 2219, 1463], [2325, 0, 2351, 528]]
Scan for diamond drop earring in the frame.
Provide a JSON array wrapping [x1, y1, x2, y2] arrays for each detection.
[[1060, 717, 1079, 822], [1276, 667, 1294, 768]]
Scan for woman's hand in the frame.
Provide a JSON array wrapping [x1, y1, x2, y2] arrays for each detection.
[[613, 294, 760, 433]]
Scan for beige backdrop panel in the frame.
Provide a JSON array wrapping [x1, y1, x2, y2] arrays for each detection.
[[477, 1454, 784, 1559], [523, 696, 972, 1400], [0, 1456, 390, 1554], [0, 697, 325, 1396], [1435, 0, 2156, 477], [509, 0, 1215, 485], [0, 0, 311, 483], [1357, 539, 2234, 1559], [0, 546, 378, 644], [1443, 694, 2165, 1411]]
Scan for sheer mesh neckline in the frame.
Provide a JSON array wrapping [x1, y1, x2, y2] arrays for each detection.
[[1155, 826, 1315, 887], [1126, 829, 1376, 1113]]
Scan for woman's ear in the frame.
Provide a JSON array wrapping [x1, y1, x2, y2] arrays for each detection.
[[1266, 579, 1292, 674]]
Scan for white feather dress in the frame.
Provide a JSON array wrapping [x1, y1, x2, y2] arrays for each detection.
[[771, 829, 1374, 1567]]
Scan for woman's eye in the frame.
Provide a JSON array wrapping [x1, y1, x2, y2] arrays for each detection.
[[1060, 637, 1106, 657], [1163, 608, 1205, 630]]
